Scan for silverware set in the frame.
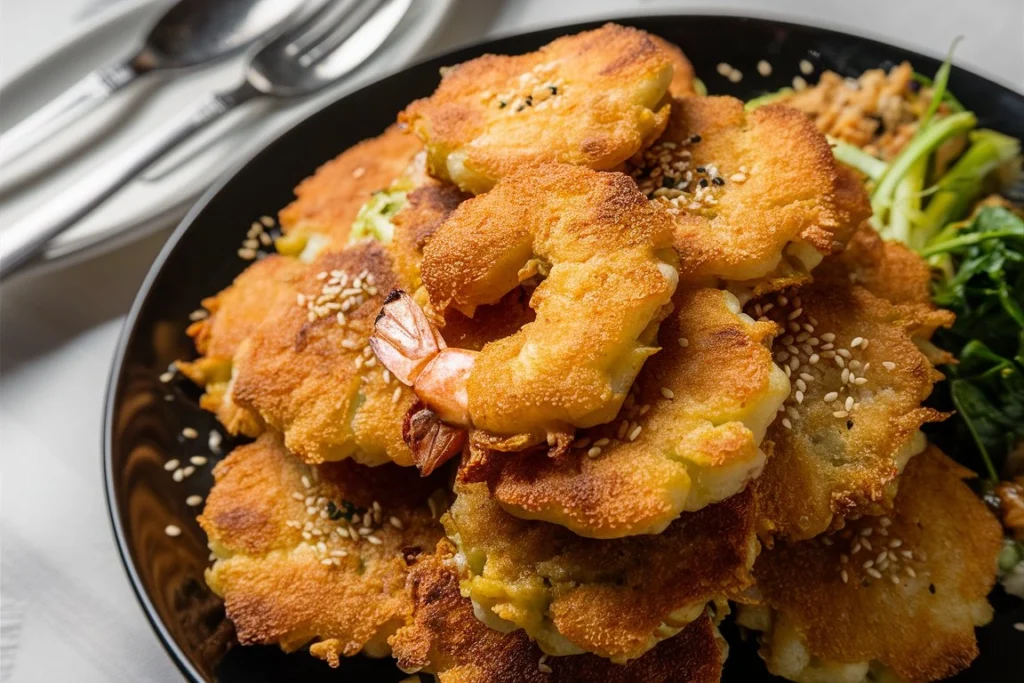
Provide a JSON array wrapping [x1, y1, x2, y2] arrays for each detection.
[[0, 0, 413, 280]]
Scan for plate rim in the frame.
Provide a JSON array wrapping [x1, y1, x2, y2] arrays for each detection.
[[103, 13, 1024, 682]]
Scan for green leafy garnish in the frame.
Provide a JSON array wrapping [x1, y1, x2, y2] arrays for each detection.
[[744, 88, 794, 111], [349, 189, 408, 244], [927, 206, 1024, 481]]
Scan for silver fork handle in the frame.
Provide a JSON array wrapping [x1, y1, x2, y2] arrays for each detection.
[[0, 60, 139, 165], [0, 87, 252, 280]]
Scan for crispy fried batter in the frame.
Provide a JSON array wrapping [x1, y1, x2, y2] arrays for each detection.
[[177, 255, 303, 435], [230, 244, 418, 466], [649, 35, 697, 97], [278, 124, 422, 248], [401, 24, 674, 194], [752, 251, 954, 542], [737, 446, 1002, 683], [422, 163, 679, 443], [388, 181, 470, 292], [632, 97, 870, 292], [838, 223, 933, 306], [443, 480, 758, 662], [199, 433, 445, 666], [466, 288, 787, 538], [391, 541, 727, 683]]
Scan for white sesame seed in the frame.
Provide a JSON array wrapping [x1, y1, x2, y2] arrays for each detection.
[[862, 538, 873, 551], [833, 410, 849, 418], [883, 361, 897, 371], [587, 446, 602, 458], [757, 60, 772, 76], [164, 459, 180, 471], [795, 390, 804, 403], [845, 396, 855, 411], [792, 75, 808, 90], [159, 371, 174, 383], [660, 387, 674, 399], [841, 368, 851, 384], [301, 475, 312, 489], [186, 495, 203, 508], [716, 62, 733, 76], [782, 418, 793, 430], [629, 425, 643, 441], [190, 455, 207, 466], [164, 524, 182, 537], [800, 373, 814, 382], [678, 337, 689, 348], [182, 427, 198, 439], [841, 569, 849, 583], [889, 539, 902, 548], [854, 377, 868, 385], [172, 469, 185, 482], [538, 663, 553, 674], [182, 466, 195, 477], [799, 59, 814, 75], [728, 70, 743, 83], [866, 567, 882, 580], [367, 535, 383, 545], [809, 353, 820, 364], [795, 379, 807, 392], [824, 391, 839, 402]]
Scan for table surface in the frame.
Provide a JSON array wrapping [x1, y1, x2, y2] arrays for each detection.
[[2, 1, 1022, 681]]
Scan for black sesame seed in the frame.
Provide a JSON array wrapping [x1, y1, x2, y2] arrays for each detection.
[[928, 583, 937, 594], [662, 176, 677, 188], [690, 134, 702, 143], [908, 80, 921, 93], [515, 104, 526, 112], [549, 85, 558, 95], [525, 95, 533, 105], [699, 178, 709, 188], [712, 176, 725, 186], [696, 166, 706, 173], [498, 100, 507, 108]]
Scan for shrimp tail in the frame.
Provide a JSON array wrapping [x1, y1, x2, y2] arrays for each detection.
[[403, 402, 467, 476], [369, 290, 446, 386]]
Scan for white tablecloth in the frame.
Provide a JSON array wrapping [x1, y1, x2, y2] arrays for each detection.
[[2, 1, 1022, 681]]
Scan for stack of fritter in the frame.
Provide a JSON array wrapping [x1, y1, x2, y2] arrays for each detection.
[[181, 24, 1002, 683]]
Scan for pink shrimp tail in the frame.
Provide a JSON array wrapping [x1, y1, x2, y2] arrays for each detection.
[[369, 290, 446, 386]]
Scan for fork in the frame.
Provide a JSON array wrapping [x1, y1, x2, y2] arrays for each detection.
[[0, 0, 412, 281]]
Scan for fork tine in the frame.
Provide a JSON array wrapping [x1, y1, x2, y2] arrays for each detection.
[[267, 0, 342, 50], [285, 0, 361, 57], [297, 0, 386, 67]]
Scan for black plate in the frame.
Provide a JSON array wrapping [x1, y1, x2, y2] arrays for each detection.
[[105, 14, 1024, 682]]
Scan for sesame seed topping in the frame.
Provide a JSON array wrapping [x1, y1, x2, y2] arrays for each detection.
[[587, 446, 602, 458], [182, 427, 198, 439], [190, 456, 207, 466], [792, 75, 808, 91], [164, 459, 180, 471], [629, 425, 643, 441], [799, 59, 814, 75], [367, 535, 383, 545], [883, 361, 897, 371], [757, 60, 772, 76], [165, 525, 181, 537], [159, 371, 174, 383], [186, 495, 203, 507], [660, 387, 675, 399]]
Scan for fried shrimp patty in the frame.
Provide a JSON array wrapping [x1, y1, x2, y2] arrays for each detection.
[[177, 254, 303, 436], [400, 23, 674, 194], [419, 163, 678, 445], [277, 124, 423, 251], [631, 96, 870, 292], [649, 35, 697, 97], [230, 243, 420, 466], [199, 433, 445, 666], [443, 479, 757, 663], [736, 447, 1002, 683], [751, 248, 954, 542], [390, 542, 727, 683], [465, 288, 788, 538]]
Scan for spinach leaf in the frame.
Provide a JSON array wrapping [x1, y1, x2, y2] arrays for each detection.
[[927, 206, 1024, 479]]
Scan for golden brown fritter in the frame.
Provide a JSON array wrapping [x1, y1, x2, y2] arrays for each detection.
[[751, 251, 954, 542], [466, 288, 788, 538], [387, 181, 470, 293], [391, 541, 727, 683], [649, 35, 697, 97], [199, 433, 446, 666], [230, 244, 418, 466], [838, 223, 933, 306], [422, 163, 679, 444], [177, 255, 303, 436], [631, 96, 870, 292], [443, 479, 758, 663], [277, 124, 423, 249], [736, 447, 1002, 683], [400, 24, 674, 194]]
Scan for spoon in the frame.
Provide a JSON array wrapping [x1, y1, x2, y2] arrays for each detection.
[[0, 0, 307, 166], [0, 0, 412, 280]]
